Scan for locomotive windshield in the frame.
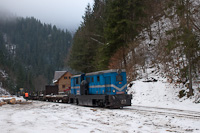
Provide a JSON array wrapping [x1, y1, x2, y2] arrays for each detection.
[[116, 74, 123, 81]]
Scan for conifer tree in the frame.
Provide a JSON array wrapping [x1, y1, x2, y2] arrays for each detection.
[[69, 2, 105, 72], [103, 0, 145, 69]]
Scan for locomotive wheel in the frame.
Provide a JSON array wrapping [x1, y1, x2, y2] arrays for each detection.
[[97, 100, 104, 107], [76, 99, 79, 105]]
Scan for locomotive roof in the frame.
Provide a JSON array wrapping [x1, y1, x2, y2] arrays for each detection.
[[71, 69, 126, 78]]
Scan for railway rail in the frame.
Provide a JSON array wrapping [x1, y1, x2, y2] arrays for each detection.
[[125, 105, 200, 119], [29, 95, 200, 120]]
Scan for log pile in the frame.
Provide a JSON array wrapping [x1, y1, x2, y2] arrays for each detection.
[[0, 96, 30, 106]]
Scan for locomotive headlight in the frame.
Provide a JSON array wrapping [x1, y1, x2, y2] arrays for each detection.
[[113, 89, 115, 93], [117, 69, 122, 74]]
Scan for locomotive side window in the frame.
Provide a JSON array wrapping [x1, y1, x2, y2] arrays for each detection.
[[97, 76, 100, 82], [91, 77, 94, 82], [116, 75, 123, 81], [86, 77, 90, 83]]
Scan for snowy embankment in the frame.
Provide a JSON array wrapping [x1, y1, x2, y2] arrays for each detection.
[[129, 68, 200, 112]]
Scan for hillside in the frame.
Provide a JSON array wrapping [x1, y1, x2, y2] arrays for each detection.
[[0, 17, 72, 94], [69, 0, 200, 98]]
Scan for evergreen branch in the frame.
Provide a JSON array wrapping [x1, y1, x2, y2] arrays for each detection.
[[90, 37, 104, 45], [190, 18, 200, 32], [92, 34, 104, 38]]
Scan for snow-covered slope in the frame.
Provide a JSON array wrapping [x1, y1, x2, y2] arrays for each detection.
[[129, 68, 200, 112]]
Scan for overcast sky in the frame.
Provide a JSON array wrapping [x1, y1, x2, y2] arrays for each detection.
[[0, 0, 94, 31]]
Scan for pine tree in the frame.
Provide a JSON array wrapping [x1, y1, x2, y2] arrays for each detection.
[[103, 0, 145, 69], [69, 2, 105, 72]]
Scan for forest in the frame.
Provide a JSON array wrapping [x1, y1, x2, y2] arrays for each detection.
[[69, 0, 200, 97], [0, 17, 72, 94]]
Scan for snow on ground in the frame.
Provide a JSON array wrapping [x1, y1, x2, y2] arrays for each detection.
[[0, 101, 200, 133]]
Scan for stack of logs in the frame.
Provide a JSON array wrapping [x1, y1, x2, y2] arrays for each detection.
[[0, 96, 28, 106]]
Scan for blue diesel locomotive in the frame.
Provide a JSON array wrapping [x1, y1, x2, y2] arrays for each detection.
[[69, 69, 132, 108]]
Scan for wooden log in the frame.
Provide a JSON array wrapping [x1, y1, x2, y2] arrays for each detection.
[[0, 102, 7, 106], [3, 99, 10, 103], [1, 95, 9, 98], [9, 98, 16, 104], [3, 98, 17, 104], [16, 100, 22, 104]]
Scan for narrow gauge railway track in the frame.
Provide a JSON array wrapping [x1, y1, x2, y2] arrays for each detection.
[[124, 105, 200, 119]]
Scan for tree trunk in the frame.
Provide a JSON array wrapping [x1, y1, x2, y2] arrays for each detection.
[[186, 0, 194, 97], [188, 57, 194, 97], [122, 46, 127, 69]]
